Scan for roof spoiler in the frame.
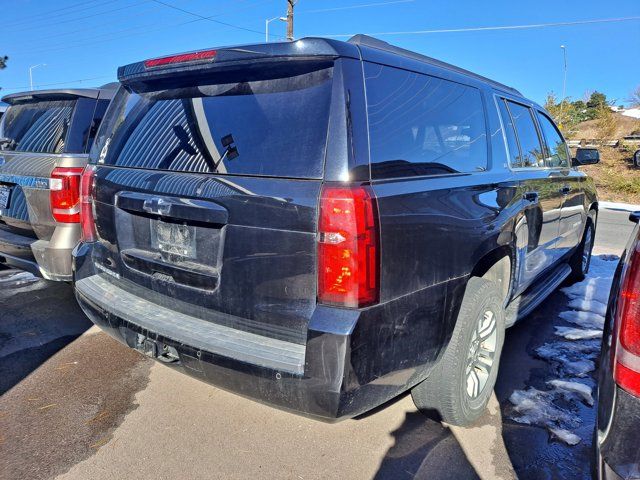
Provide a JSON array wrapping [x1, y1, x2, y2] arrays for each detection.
[[116, 38, 359, 87], [2, 85, 117, 105]]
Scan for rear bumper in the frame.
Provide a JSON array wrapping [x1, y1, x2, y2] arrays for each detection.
[[0, 226, 76, 281], [596, 387, 640, 480], [73, 242, 450, 421]]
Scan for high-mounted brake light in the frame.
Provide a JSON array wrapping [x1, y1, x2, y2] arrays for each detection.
[[613, 237, 640, 397], [79, 165, 97, 242], [144, 50, 217, 68], [50, 167, 83, 223], [317, 184, 380, 308]]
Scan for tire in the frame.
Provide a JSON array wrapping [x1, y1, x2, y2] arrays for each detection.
[[411, 277, 505, 426], [567, 217, 595, 284]]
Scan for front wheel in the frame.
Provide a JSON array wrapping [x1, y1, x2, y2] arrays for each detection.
[[411, 277, 505, 426], [567, 218, 595, 283]]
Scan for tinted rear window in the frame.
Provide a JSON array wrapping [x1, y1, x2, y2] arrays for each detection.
[[96, 67, 333, 179], [0, 100, 75, 154], [364, 63, 488, 179]]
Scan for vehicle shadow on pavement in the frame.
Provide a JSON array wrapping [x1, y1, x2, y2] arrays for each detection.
[[371, 392, 516, 480], [0, 270, 93, 395], [373, 409, 480, 480]]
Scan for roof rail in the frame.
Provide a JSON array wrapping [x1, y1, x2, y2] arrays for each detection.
[[348, 34, 522, 97]]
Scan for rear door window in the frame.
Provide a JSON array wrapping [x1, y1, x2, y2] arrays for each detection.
[[536, 111, 569, 168], [504, 101, 545, 168], [364, 63, 488, 179], [97, 67, 333, 179], [0, 100, 75, 154], [497, 99, 523, 168]]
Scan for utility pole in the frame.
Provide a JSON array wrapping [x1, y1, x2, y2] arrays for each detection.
[[286, 0, 297, 41]]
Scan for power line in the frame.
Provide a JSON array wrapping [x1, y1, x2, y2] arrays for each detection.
[[150, 0, 268, 37], [2, 0, 151, 34], [316, 16, 640, 38], [15, 0, 270, 47], [301, 0, 414, 14], [2, 0, 114, 28], [2, 75, 115, 92], [13, 0, 279, 56]]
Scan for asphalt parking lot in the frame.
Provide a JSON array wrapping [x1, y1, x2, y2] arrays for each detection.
[[0, 208, 635, 480]]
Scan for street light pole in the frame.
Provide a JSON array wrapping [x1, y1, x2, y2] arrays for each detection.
[[265, 16, 287, 42], [29, 63, 46, 90], [560, 45, 567, 116]]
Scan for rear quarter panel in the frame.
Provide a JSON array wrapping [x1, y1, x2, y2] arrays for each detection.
[[0, 152, 88, 239]]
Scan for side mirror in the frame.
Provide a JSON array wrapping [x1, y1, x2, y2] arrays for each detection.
[[572, 147, 600, 167]]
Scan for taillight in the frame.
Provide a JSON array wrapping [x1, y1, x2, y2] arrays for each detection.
[[613, 237, 640, 397], [144, 49, 217, 68], [50, 167, 83, 223], [79, 165, 97, 242], [317, 184, 380, 308]]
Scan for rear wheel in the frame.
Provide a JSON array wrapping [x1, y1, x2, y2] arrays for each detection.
[[411, 277, 505, 426], [567, 217, 595, 283]]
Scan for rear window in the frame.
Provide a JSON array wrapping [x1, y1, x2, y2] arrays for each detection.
[[95, 67, 333, 179], [364, 63, 488, 179], [0, 100, 75, 154]]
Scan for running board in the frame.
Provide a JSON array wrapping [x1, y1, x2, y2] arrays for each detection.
[[505, 263, 572, 327]]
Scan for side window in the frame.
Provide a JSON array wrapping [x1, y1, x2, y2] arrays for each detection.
[[536, 111, 569, 168], [364, 63, 488, 179], [505, 101, 545, 168], [86, 99, 110, 152], [497, 99, 522, 168], [65, 98, 96, 154]]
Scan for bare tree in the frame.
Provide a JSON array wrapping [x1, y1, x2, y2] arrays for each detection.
[[628, 86, 640, 107]]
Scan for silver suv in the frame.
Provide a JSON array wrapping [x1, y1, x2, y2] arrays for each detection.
[[0, 85, 115, 281]]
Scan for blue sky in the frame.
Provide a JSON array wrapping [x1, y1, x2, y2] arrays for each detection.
[[1, 0, 638, 105]]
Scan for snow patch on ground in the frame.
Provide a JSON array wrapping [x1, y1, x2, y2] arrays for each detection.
[[509, 388, 577, 427], [0, 269, 47, 295], [508, 255, 618, 445], [567, 298, 607, 316], [0, 270, 37, 284], [599, 201, 640, 212], [554, 326, 602, 340], [536, 339, 600, 377], [548, 428, 581, 446], [547, 379, 594, 406], [558, 310, 605, 330]]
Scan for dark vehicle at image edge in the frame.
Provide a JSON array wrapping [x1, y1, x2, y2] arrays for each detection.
[[595, 212, 640, 480], [0, 85, 115, 280], [73, 35, 600, 424]]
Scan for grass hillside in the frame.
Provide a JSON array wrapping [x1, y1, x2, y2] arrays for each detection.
[[567, 112, 640, 140], [570, 113, 640, 204]]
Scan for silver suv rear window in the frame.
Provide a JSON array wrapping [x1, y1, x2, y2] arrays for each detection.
[[0, 100, 75, 154], [96, 67, 333, 179]]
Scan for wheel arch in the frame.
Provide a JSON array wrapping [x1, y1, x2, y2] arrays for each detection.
[[469, 245, 514, 304]]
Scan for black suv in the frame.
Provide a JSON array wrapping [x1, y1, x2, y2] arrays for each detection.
[[73, 35, 599, 425]]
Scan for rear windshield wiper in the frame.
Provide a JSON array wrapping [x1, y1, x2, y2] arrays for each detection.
[[212, 134, 239, 171]]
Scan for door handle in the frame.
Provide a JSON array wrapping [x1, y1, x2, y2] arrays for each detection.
[[523, 191, 539, 203], [559, 186, 571, 195]]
